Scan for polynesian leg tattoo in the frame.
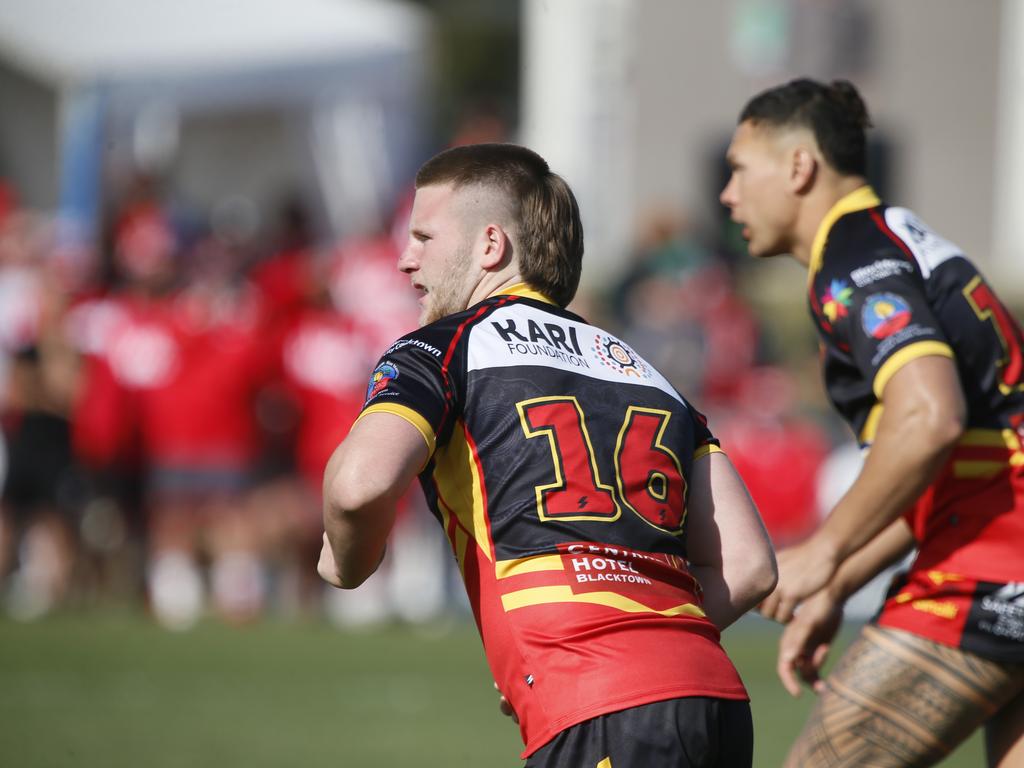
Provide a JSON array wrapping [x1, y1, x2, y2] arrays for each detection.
[[784, 625, 1024, 768]]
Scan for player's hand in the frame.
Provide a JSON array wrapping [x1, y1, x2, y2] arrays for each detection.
[[494, 682, 519, 724], [777, 591, 842, 697], [317, 532, 343, 588], [758, 537, 838, 623]]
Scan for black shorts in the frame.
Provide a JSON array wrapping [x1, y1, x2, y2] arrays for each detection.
[[2, 411, 82, 522], [525, 697, 753, 768]]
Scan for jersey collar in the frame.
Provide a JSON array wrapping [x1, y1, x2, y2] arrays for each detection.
[[808, 185, 881, 281], [488, 281, 556, 305]]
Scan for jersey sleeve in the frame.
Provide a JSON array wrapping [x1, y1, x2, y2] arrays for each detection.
[[688, 402, 722, 461], [355, 333, 452, 459], [822, 262, 954, 399]]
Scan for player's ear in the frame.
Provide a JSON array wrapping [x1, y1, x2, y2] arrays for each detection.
[[791, 146, 818, 193], [479, 223, 511, 270]]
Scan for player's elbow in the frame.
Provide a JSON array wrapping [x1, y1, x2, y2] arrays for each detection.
[[739, 544, 778, 606], [324, 452, 399, 521], [915, 400, 965, 456], [932, 409, 966, 451]]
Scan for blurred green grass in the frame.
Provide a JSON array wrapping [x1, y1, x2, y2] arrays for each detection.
[[0, 612, 982, 767]]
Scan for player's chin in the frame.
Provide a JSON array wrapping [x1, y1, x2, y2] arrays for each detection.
[[747, 239, 784, 260], [420, 301, 447, 326], [745, 242, 767, 259]]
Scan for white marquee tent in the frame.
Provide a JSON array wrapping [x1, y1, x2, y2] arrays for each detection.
[[0, 0, 431, 241]]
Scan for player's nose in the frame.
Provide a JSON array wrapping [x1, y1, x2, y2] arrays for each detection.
[[719, 176, 737, 209], [397, 244, 417, 274]]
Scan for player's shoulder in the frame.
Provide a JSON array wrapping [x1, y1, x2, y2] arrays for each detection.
[[377, 295, 557, 363], [825, 203, 965, 281], [875, 205, 965, 279]]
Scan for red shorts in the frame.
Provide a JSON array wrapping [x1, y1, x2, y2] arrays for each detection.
[[875, 453, 1024, 662]]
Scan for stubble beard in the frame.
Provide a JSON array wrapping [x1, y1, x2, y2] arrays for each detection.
[[420, 243, 475, 326]]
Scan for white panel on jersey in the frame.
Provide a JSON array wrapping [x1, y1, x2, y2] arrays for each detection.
[[467, 304, 684, 405], [883, 207, 964, 279]]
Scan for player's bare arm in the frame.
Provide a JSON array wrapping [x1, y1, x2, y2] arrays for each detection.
[[685, 451, 778, 630], [777, 518, 914, 697], [319, 412, 429, 589], [761, 354, 965, 622]]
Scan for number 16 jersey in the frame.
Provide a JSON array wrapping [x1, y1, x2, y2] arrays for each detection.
[[358, 283, 747, 757]]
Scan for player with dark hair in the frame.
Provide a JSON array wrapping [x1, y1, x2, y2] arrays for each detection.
[[722, 77, 1024, 766], [319, 142, 777, 766]]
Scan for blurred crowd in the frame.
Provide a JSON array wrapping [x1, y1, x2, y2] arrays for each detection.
[[0, 169, 455, 629], [0, 154, 849, 631]]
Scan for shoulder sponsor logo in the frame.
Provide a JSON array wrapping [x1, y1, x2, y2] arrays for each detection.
[[849, 259, 914, 288], [592, 334, 651, 379], [884, 208, 963, 279], [820, 278, 854, 322], [861, 292, 912, 339], [366, 360, 399, 402], [384, 337, 442, 357], [489, 317, 590, 368]]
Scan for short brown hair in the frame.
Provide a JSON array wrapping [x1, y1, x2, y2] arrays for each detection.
[[415, 143, 583, 307]]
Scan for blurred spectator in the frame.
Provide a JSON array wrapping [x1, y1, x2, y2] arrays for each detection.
[[683, 263, 760, 404], [611, 211, 712, 395], [712, 366, 830, 547], [0, 198, 84, 620], [71, 183, 274, 629]]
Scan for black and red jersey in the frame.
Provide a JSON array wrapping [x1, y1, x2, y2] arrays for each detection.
[[808, 186, 1024, 451], [358, 284, 746, 756], [808, 186, 1024, 659]]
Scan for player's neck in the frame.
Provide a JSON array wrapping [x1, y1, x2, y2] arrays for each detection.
[[468, 270, 524, 307], [791, 174, 868, 267]]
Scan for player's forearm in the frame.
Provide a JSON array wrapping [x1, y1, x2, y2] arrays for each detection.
[[319, 413, 429, 589], [686, 452, 778, 629], [323, 496, 396, 589], [321, 445, 400, 588], [818, 404, 961, 566], [691, 561, 778, 630], [823, 517, 914, 604]]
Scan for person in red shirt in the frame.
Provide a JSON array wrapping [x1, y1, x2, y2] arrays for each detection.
[[73, 204, 273, 629]]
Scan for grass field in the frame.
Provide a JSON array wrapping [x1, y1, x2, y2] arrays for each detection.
[[0, 612, 983, 767]]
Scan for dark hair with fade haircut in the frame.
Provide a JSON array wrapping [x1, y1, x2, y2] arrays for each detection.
[[739, 78, 873, 176], [415, 143, 584, 308]]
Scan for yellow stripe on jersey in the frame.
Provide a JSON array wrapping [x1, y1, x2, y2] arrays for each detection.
[[500, 585, 706, 618], [357, 403, 436, 461], [808, 185, 881, 284], [693, 443, 723, 461], [953, 459, 1022, 479], [597, 759, 612, 768], [951, 428, 1024, 477], [433, 420, 494, 563], [495, 555, 566, 579], [859, 403, 885, 444], [873, 340, 954, 399], [489, 281, 556, 305], [959, 428, 1023, 451]]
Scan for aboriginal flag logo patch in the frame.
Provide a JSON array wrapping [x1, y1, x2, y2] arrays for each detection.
[[861, 293, 912, 339], [593, 334, 650, 378], [821, 279, 853, 322], [366, 361, 399, 402]]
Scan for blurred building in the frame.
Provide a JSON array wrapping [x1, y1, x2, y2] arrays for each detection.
[[521, 0, 1020, 303]]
